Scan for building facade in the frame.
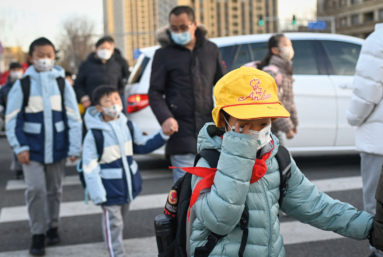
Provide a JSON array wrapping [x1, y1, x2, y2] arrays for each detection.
[[317, 0, 383, 38], [103, 0, 278, 64]]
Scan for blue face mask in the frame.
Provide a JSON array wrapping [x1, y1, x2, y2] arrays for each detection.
[[170, 31, 193, 46]]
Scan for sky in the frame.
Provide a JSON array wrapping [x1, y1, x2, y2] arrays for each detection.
[[0, 0, 317, 51], [0, 0, 104, 51]]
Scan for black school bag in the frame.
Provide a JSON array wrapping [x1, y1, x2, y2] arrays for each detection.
[[156, 145, 292, 257]]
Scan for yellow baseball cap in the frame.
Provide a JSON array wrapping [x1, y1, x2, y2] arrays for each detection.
[[212, 66, 290, 126]]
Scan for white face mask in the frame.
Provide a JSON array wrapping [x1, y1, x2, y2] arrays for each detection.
[[97, 49, 113, 60], [101, 104, 123, 119], [224, 117, 272, 150], [33, 58, 55, 72], [279, 46, 295, 61], [9, 71, 23, 82]]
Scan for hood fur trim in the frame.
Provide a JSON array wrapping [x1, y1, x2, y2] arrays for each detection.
[[155, 24, 208, 48]]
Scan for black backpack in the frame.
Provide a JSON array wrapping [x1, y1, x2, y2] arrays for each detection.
[[157, 145, 292, 257]]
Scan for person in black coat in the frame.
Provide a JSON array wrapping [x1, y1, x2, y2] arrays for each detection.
[[74, 36, 130, 109], [148, 6, 226, 182]]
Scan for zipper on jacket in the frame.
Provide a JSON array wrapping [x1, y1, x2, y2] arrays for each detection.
[[260, 179, 273, 257]]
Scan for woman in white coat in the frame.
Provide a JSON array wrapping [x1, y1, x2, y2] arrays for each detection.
[[347, 23, 383, 257]]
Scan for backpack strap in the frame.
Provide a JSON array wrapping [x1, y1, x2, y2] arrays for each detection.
[[238, 205, 249, 257], [275, 145, 292, 208], [20, 76, 31, 110], [194, 232, 226, 257], [56, 77, 65, 101], [194, 206, 249, 257], [127, 120, 134, 143], [194, 149, 221, 168], [91, 129, 104, 162]]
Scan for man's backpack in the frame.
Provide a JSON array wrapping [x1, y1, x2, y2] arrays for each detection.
[[77, 120, 141, 202], [20, 76, 66, 112], [155, 145, 292, 257]]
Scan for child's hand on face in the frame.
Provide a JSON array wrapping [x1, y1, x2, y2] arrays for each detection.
[[233, 123, 252, 134]]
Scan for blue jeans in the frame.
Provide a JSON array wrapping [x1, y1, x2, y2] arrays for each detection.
[[170, 154, 196, 182]]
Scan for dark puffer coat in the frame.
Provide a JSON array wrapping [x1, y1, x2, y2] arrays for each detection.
[[74, 52, 129, 103], [148, 26, 226, 155]]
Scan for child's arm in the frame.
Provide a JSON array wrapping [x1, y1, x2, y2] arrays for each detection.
[[191, 131, 257, 235], [130, 121, 168, 154], [5, 81, 29, 155], [63, 80, 82, 157], [282, 157, 373, 240], [83, 132, 107, 205]]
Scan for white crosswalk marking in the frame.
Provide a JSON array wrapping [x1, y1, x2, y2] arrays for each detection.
[[0, 193, 168, 223], [0, 221, 344, 257], [0, 176, 363, 223], [5, 170, 173, 190]]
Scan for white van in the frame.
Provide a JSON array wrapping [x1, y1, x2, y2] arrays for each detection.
[[125, 33, 363, 156]]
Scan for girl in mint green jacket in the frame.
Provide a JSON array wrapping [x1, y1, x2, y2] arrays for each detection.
[[188, 67, 378, 257]]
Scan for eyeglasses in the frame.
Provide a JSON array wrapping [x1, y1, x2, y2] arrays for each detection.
[[169, 24, 193, 33]]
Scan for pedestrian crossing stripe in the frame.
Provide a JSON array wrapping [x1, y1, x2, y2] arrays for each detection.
[[0, 176, 363, 223], [5, 170, 173, 190]]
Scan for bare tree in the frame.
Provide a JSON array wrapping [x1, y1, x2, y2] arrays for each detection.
[[57, 15, 96, 74]]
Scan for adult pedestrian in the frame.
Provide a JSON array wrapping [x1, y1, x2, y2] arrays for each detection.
[[74, 36, 130, 109], [148, 6, 226, 182], [346, 23, 383, 257], [258, 34, 298, 146], [0, 62, 24, 179]]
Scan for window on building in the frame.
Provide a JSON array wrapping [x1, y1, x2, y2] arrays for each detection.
[[379, 9, 383, 20], [233, 22, 238, 26], [233, 7, 238, 11], [351, 0, 359, 4], [233, 44, 252, 69], [291, 40, 319, 75], [340, 17, 348, 27], [363, 12, 374, 23], [351, 14, 359, 25], [233, 15, 238, 19], [338, 0, 344, 6], [322, 40, 361, 75]]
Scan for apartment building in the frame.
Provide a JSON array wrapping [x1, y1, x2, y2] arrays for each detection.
[[317, 0, 383, 38], [103, 0, 278, 64]]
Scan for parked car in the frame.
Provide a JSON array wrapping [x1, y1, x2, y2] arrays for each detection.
[[124, 33, 363, 156]]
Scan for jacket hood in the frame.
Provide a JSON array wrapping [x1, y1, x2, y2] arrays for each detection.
[[156, 24, 208, 48], [24, 65, 65, 80], [84, 106, 127, 131], [197, 122, 280, 158]]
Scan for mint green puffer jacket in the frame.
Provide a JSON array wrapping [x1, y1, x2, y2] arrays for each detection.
[[189, 123, 373, 257]]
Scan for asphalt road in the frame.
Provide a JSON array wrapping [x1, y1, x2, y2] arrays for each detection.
[[0, 137, 374, 257]]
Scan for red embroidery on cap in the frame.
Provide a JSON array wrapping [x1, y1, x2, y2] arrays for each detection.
[[238, 78, 272, 102]]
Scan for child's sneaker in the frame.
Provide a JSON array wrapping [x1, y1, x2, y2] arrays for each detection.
[[46, 227, 60, 245], [30, 234, 45, 256]]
